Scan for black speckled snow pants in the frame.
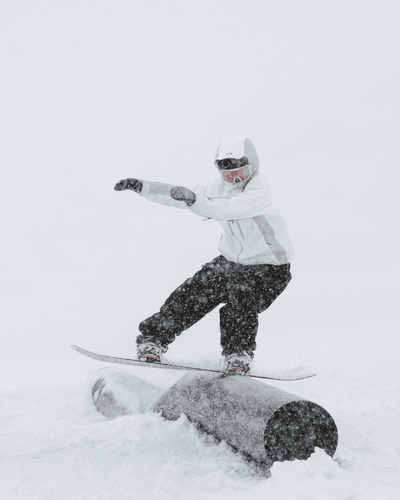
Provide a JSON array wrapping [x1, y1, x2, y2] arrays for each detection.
[[137, 255, 291, 357]]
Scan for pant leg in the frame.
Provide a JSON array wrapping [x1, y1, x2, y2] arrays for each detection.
[[137, 256, 228, 349], [220, 263, 292, 357], [220, 301, 259, 357]]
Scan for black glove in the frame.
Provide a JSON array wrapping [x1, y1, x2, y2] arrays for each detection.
[[114, 178, 143, 193], [170, 186, 196, 207]]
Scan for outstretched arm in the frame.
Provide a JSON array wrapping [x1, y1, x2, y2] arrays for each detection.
[[114, 178, 195, 210], [114, 176, 270, 219]]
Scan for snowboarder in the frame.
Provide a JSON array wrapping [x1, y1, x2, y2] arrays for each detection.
[[114, 137, 294, 375]]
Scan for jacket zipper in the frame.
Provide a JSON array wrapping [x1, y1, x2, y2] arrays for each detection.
[[236, 221, 245, 239], [229, 221, 244, 263]]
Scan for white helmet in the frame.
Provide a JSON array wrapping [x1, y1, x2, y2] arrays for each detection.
[[214, 137, 259, 184]]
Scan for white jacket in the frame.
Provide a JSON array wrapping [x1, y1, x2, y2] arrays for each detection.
[[139, 137, 294, 266]]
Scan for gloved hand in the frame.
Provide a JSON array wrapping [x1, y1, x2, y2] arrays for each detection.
[[114, 178, 143, 193], [170, 186, 196, 207]]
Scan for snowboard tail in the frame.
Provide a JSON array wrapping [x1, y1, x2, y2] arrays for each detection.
[[71, 345, 315, 381]]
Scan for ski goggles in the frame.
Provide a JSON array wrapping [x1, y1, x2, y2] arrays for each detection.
[[216, 157, 251, 183]]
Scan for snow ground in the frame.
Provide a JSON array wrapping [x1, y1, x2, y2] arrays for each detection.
[[1, 358, 399, 500]]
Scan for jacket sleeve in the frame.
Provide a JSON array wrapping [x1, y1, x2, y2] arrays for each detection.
[[139, 180, 189, 210], [189, 179, 272, 220]]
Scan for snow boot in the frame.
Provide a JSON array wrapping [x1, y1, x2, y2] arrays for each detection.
[[137, 341, 164, 363], [223, 353, 252, 376]]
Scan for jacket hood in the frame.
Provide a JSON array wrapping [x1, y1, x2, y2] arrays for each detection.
[[214, 137, 259, 176]]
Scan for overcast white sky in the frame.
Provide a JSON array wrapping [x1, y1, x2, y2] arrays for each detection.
[[1, 0, 399, 389]]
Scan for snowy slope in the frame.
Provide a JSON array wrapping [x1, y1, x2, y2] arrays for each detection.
[[1, 358, 399, 500]]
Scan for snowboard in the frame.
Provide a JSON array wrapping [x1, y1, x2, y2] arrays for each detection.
[[71, 345, 315, 381]]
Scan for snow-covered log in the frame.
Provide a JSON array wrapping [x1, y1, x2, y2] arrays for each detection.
[[91, 368, 164, 419], [91, 369, 337, 467], [153, 372, 338, 467]]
